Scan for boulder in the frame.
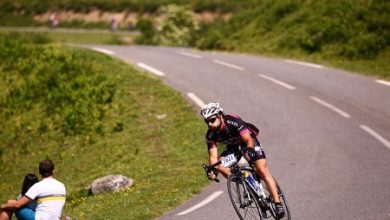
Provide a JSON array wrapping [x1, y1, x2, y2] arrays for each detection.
[[90, 175, 134, 195]]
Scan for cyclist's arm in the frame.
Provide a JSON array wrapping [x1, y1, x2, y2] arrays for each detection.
[[241, 129, 254, 148], [208, 147, 218, 165]]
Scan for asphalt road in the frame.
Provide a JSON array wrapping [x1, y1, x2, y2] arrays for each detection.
[[86, 45, 390, 220]]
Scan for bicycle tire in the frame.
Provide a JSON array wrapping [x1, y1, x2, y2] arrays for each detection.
[[256, 176, 291, 220], [242, 167, 291, 220], [227, 173, 264, 220], [274, 178, 291, 220]]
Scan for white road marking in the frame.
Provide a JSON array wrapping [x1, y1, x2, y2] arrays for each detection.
[[136, 62, 165, 76], [187, 93, 205, 108], [176, 191, 224, 216], [376, 79, 390, 87], [91, 47, 114, 55], [177, 51, 203, 59], [310, 96, 351, 118], [285, 59, 323, 69], [360, 125, 390, 149], [258, 74, 296, 90], [213, 59, 245, 71]]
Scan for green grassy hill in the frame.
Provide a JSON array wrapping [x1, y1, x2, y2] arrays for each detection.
[[1, 1, 388, 78], [196, 0, 389, 79], [0, 36, 208, 219], [0, 0, 388, 217]]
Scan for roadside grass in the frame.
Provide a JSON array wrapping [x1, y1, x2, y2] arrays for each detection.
[[196, 0, 390, 80], [46, 31, 137, 45], [234, 46, 390, 80], [0, 37, 209, 219], [0, 28, 138, 45]]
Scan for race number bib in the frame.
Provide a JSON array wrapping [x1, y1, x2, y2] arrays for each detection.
[[222, 154, 237, 167]]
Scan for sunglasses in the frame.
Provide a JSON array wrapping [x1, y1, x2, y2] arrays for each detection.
[[205, 117, 218, 124]]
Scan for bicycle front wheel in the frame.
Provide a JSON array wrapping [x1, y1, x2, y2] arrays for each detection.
[[227, 173, 264, 220]]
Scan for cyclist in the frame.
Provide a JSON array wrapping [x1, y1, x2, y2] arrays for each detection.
[[201, 102, 285, 218]]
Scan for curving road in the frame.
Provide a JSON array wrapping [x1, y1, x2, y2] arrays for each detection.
[[86, 45, 390, 220]]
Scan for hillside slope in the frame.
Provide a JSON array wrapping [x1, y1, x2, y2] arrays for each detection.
[[0, 36, 208, 219], [196, 0, 389, 78]]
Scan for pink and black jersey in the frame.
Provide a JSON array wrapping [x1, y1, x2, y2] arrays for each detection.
[[206, 114, 256, 150]]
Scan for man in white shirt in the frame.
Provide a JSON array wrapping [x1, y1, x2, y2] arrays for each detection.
[[0, 160, 66, 220]]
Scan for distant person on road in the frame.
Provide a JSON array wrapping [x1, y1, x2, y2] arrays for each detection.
[[128, 20, 136, 31], [110, 17, 118, 31], [0, 160, 66, 220], [201, 102, 285, 218], [49, 13, 59, 29], [0, 173, 39, 220]]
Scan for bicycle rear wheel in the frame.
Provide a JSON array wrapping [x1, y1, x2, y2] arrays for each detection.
[[227, 173, 264, 220], [274, 178, 291, 220]]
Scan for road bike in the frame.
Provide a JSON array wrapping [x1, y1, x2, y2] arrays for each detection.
[[203, 150, 291, 220]]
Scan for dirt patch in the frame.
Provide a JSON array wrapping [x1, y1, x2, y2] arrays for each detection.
[[195, 11, 232, 23], [34, 10, 139, 27], [34, 10, 228, 27]]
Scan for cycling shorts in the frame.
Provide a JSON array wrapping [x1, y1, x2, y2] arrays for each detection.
[[220, 138, 266, 162]]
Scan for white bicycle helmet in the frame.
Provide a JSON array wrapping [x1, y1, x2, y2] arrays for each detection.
[[200, 102, 224, 120]]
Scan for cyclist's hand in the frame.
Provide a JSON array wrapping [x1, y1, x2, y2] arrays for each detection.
[[207, 167, 218, 180], [207, 171, 216, 180], [242, 147, 255, 162]]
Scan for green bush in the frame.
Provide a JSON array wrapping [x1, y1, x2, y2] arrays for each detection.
[[196, 0, 389, 59], [134, 17, 158, 45], [341, 33, 387, 59], [157, 4, 199, 46], [196, 22, 224, 49], [0, 37, 117, 145], [0, 32, 52, 44], [136, 5, 200, 46]]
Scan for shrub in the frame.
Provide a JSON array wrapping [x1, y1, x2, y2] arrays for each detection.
[[134, 17, 158, 45], [0, 37, 117, 145], [156, 4, 200, 46], [341, 33, 387, 59]]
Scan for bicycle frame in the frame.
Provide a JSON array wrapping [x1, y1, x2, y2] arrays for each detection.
[[204, 152, 283, 220], [230, 163, 258, 209]]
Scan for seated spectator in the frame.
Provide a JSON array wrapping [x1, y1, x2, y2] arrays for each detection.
[[0, 173, 39, 220], [0, 160, 66, 220], [16, 173, 39, 220]]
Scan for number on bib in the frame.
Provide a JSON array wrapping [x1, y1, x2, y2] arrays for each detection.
[[222, 154, 237, 167]]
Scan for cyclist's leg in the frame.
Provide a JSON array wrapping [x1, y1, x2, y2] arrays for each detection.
[[249, 139, 280, 203], [253, 159, 280, 203]]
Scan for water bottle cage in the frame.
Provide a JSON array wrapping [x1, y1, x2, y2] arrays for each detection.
[[245, 175, 259, 194]]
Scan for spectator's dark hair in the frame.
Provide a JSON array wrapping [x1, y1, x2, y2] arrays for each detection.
[[21, 173, 39, 195], [39, 159, 55, 178]]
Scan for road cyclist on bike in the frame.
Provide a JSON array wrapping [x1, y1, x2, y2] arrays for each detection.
[[201, 102, 285, 218]]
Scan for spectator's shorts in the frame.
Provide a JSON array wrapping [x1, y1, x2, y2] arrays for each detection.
[[16, 207, 35, 220]]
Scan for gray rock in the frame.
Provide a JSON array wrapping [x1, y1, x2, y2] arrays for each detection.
[[91, 175, 134, 195]]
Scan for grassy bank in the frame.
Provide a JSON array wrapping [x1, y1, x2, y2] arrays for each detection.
[[0, 28, 139, 45], [196, 0, 389, 79], [0, 36, 208, 219], [1, 0, 388, 79]]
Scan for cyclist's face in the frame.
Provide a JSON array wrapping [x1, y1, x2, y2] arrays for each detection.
[[205, 116, 221, 130]]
